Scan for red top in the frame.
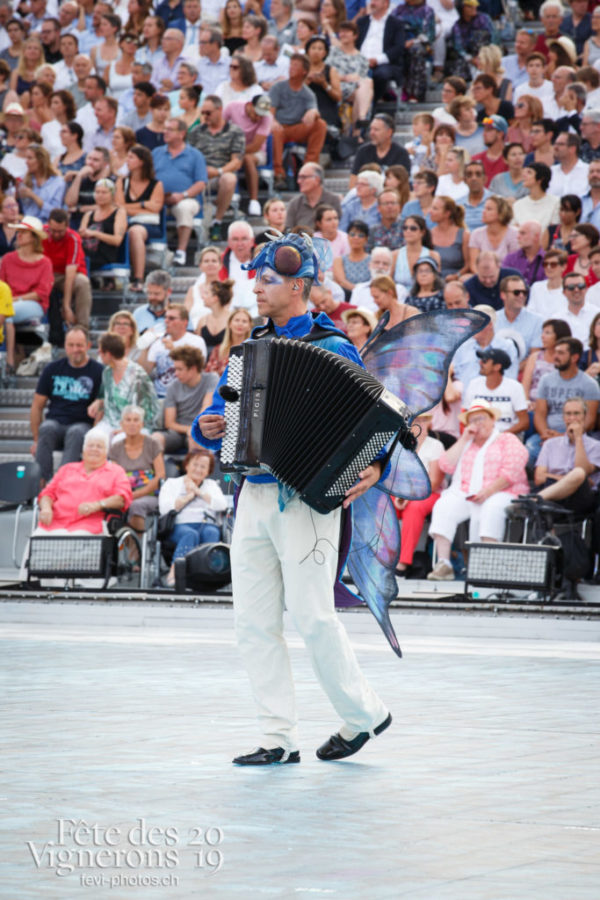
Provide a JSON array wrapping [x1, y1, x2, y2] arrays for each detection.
[[472, 151, 509, 188], [0, 251, 54, 312], [564, 254, 599, 287], [39, 460, 132, 533], [43, 227, 87, 276]]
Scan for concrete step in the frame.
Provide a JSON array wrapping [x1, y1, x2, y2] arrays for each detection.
[[0, 452, 31, 464], [0, 421, 33, 438], [0, 438, 32, 453], [0, 389, 34, 407], [0, 409, 30, 422]]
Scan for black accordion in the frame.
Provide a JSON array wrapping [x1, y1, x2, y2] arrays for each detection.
[[219, 338, 411, 513]]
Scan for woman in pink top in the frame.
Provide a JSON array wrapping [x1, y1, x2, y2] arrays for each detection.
[[427, 399, 529, 581], [37, 429, 132, 534], [0, 215, 53, 325]]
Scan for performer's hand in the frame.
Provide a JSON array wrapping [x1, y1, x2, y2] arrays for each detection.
[[199, 414, 225, 440], [343, 462, 382, 509]]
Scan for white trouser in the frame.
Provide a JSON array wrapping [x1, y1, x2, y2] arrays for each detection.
[[231, 481, 388, 751], [430, 486, 514, 543], [170, 197, 200, 228]]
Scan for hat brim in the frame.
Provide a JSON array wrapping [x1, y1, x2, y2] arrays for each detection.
[[9, 223, 47, 238], [458, 405, 501, 425]]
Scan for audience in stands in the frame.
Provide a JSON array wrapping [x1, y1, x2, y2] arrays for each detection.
[[8, 0, 600, 587]]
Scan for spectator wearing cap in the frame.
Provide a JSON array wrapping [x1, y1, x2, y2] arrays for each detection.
[[223, 94, 273, 219], [269, 53, 328, 190], [502, 221, 546, 288], [408, 257, 445, 312], [452, 302, 520, 384], [355, 0, 405, 105], [462, 346, 529, 434], [1, 102, 26, 156], [472, 115, 509, 188], [496, 274, 544, 358], [285, 162, 342, 231], [514, 52, 555, 106], [512, 163, 560, 233], [341, 306, 377, 350], [427, 398, 529, 582], [350, 113, 410, 188], [339, 171, 383, 233]]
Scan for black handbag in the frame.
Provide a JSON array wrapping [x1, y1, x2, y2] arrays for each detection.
[[157, 509, 177, 540]]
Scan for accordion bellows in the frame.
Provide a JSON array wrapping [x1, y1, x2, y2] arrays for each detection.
[[220, 338, 411, 513]]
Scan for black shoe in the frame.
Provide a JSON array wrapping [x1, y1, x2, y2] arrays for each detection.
[[316, 712, 392, 761], [274, 177, 288, 191], [232, 746, 300, 766]]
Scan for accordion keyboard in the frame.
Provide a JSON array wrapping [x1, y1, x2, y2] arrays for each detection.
[[221, 354, 244, 466]]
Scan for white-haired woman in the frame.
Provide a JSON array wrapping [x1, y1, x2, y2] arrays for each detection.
[[339, 170, 384, 232], [37, 428, 132, 534], [109, 405, 165, 532]]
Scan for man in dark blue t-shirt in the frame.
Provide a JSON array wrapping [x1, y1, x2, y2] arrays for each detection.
[[30, 326, 104, 483]]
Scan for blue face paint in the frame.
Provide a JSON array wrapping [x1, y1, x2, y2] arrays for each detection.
[[256, 266, 285, 287]]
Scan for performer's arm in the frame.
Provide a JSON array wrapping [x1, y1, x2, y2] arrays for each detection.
[[191, 366, 228, 451]]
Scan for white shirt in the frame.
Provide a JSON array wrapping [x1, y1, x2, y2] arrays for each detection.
[[228, 254, 258, 317], [435, 174, 468, 201], [52, 60, 77, 91], [41, 119, 65, 158], [350, 279, 408, 313], [514, 80, 554, 105], [462, 375, 528, 431], [512, 193, 560, 233], [562, 302, 597, 345], [254, 55, 290, 86], [585, 281, 600, 308], [361, 12, 390, 66], [549, 159, 590, 198], [75, 102, 99, 139], [527, 281, 567, 317]]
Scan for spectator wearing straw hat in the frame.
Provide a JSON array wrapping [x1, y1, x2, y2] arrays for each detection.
[[427, 398, 529, 581]]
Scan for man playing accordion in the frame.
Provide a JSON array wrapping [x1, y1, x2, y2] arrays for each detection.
[[193, 231, 392, 766]]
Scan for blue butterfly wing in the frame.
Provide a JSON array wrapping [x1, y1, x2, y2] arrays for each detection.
[[347, 486, 402, 658], [362, 309, 489, 416], [382, 442, 432, 499]]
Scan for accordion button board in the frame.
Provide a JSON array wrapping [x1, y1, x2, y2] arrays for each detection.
[[219, 338, 411, 514]]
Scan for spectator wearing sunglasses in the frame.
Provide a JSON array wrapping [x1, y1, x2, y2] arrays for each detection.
[[559, 272, 597, 343], [495, 274, 544, 359]]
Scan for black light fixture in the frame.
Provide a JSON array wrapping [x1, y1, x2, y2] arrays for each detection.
[[174, 542, 231, 593], [464, 541, 559, 598], [26, 536, 114, 583]]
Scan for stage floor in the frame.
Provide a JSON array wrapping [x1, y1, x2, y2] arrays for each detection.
[[1, 605, 599, 900]]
